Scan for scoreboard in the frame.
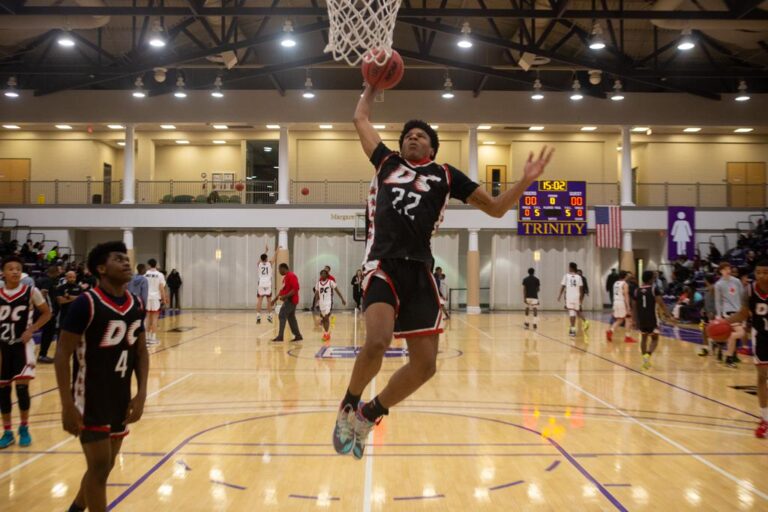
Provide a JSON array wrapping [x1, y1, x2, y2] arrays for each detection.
[[517, 180, 587, 236]]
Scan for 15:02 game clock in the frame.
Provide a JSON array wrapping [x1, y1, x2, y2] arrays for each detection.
[[517, 181, 587, 236]]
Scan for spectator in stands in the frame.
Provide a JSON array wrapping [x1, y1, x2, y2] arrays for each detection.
[[166, 269, 183, 312], [127, 263, 149, 305], [715, 262, 745, 368], [20, 239, 34, 263], [606, 268, 619, 307], [56, 270, 83, 323], [708, 244, 722, 264], [739, 267, 752, 289], [351, 269, 363, 310], [35, 265, 61, 364], [80, 267, 97, 290], [45, 245, 59, 264], [745, 250, 758, 274]]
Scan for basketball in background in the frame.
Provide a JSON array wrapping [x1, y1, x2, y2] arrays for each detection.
[[361, 49, 404, 90], [706, 318, 733, 341], [234, 182, 245, 192], [301, 187, 310, 196]]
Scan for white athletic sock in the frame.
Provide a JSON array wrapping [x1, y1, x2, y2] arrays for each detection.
[[762, 407, 768, 422]]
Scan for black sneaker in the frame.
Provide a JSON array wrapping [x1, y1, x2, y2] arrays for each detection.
[[524, 323, 530, 330], [256, 317, 261, 324], [291, 336, 303, 343], [37, 356, 54, 364], [271, 337, 284, 342], [697, 348, 709, 356], [725, 356, 738, 369]]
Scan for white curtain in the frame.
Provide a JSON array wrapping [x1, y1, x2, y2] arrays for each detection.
[[490, 234, 603, 310], [166, 232, 276, 308], [292, 232, 366, 309]]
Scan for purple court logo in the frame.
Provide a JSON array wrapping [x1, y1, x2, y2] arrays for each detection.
[[667, 206, 695, 260]]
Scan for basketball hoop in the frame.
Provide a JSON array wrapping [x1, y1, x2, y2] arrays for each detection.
[[324, 0, 402, 67]]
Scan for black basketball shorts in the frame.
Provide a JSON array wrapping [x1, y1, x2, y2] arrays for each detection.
[[362, 258, 443, 338], [754, 334, 768, 366], [0, 340, 36, 385]]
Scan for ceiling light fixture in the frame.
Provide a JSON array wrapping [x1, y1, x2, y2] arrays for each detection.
[[457, 22, 473, 49], [529, 126, 545, 131], [588, 22, 606, 50], [302, 69, 315, 99], [430, 125, 439, 130], [478, 125, 492, 130], [4, 76, 20, 98], [57, 29, 76, 48], [569, 79, 583, 101], [264, 146, 273, 152], [212, 140, 226, 144], [212, 124, 228, 130], [173, 75, 187, 99], [160, 124, 176, 130], [734, 128, 754, 133], [107, 124, 124, 130], [441, 76, 455, 99], [683, 127, 701, 133], [373, 124, 386, 129], [610, 79, 625, 101], [2, 124, 20, 129], [175, 140, 190, 144], [677, 28, 695, 51], [281, 20, 297, 48], [148, 20, 167, 48], [482, 141, 496, 145], [581, 126, 598, 131], [531, 79, 544, 101], [266, 124, 280, 129], [132, 76, 146, 98], [735, 80, 751, 102], [632, 127, 649, 132], [211, 76, 224, 98], [55, 124, 72, 130], [117, 141, 126, 146], [319, 124, 333, 129]]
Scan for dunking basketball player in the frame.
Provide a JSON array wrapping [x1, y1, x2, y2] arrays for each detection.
[[725, 259, 768, 438], [55, 242, 149, 512], [332, 83, 554, 459]]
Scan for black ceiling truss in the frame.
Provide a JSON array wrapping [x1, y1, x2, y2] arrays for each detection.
[[0, 2, 765, 99]]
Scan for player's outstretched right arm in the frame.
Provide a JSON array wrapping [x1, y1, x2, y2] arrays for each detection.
[[54, 330, 84, 437], [353, 85, 382, 159]]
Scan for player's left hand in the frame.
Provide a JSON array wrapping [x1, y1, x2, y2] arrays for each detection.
[[21, 328, 34, 343], [522, 146, 555, 182], [124, 393, 146, 424]]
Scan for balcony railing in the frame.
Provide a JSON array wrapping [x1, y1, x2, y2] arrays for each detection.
[[0, 180, 763, 208]]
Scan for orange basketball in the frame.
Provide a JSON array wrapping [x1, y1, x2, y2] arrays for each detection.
[[301, 187, 310, 196], [361, 49, 404, 90], [706, 318, 732, 341], [234, 182, 244, 192]]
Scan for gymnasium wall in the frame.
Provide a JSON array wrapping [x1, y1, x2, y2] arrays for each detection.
[[154, 144, 244, 181], [0, 139, 121, 181]]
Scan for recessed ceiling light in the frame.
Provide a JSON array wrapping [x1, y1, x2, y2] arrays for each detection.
[[160, 124, 176, 130], [266, 124, 280, 129], [319, 124, 333, 129], [430, 125, 439, 130], [683, 127, 701, 133], [581, 126, 598, 131], [529, 126, 545, 131], [264, 146, 273, 152], [212, 140, 226, 144], [212, 124, 228, 130], [107, 124, 124, 130], [478, 125, 492, 130], [734, 128, 754, 133], [373, 124, 386, 129], [482, 141, 496, 145], [55, 124, 72, 130], [632, 127, 649, 132], [2, 124, 20, 130], [175, 140, 190, 144], [117, 141, 126, 146]]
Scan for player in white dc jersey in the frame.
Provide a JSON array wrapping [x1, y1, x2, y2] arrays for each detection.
[[557, 262, 588, 337], [144, 258, 166, 345], [606, 271, 636, 343], [313, 269, 346, 342], [256, 248, 275, 324]]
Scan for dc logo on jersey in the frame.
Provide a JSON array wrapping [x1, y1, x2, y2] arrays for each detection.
[[384, 165, 442, 192], [0, 305, 27, 322], [100, 319, 142, 348]]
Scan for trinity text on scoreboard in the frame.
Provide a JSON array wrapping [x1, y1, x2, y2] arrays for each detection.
[[517, 180, 587, 236]]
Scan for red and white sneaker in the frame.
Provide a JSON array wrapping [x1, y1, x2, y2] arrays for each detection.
[[322, 332, 330, 342], [606, 330, 613, 342], [756, 420, 768, 439], [624, 336, 638, 343]]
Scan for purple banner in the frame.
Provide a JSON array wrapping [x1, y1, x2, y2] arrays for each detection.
[[668, 206, 695, 260]]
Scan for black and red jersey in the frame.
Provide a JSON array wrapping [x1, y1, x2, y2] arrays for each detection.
[[749, 284, 768, 341], [0, 285, 34, 343], [364, 142, 478, 266]]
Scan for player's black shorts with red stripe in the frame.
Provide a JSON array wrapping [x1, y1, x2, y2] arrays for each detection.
[[754, 335, 768, 366], [363, 258, 442, 338]]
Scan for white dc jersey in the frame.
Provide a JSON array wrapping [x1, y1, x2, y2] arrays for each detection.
[[613, 280, 626, 304], [316, 279, 336, 307], [561, 273, 583, 301], [258, 261, 273, 285], [144, 268, 166, 299]]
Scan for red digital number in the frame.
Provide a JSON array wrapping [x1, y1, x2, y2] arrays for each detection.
[[576, 208, 583, 217], [523, 196, 537, 206], [524, 208, 530, 217], [570, 196, 583, 206]]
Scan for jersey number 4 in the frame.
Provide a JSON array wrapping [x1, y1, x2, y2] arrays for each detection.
[[115, 350, 129, 378], [391, 187, 421, 221]]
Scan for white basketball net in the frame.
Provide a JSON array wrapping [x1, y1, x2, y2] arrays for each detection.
[[323, 0, 402, 67]]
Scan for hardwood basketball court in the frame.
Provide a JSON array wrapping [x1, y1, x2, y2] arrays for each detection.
[[2, 310, 765, 511]]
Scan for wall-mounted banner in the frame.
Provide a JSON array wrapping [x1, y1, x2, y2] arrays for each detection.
[[668, 206, 695, 260]]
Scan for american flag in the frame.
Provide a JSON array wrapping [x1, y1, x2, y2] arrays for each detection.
[[595, 206, 621, 248]]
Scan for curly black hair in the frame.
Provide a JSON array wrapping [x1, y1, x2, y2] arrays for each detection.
[[399, 120, 439, 158], [87, 241, 128, 276], [1, 255, 23, 270]]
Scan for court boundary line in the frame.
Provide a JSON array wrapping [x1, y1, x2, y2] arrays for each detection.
[[452, 316, 494, 339], [554, 374, 768, 502]]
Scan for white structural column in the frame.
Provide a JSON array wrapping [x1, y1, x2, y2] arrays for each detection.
[[122, 123, 136, 204], [620, 126, 634, 206], [277, 126, 290, 204], [466, 228, 481, 314], [122, 228, 135, 265], [621, 229, 634, 272], [276, 228, 290, 269], [468, 126, 479, 182]]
